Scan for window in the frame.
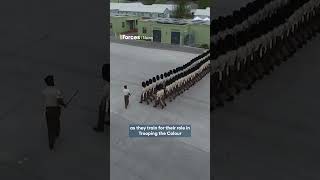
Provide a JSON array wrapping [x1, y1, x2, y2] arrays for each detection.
[[143, 27, 147, 33], [122, 22, 125, 28], [136, 20, 138, 25]]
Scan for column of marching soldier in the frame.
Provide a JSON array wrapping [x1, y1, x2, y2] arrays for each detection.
[[212, 0, 320, 110], [212, 0, 291, 44], [213, 0, 315, 57], [212, 0, 278, 33], [139, 51, 211, 109]]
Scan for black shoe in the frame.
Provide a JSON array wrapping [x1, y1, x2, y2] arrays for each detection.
[[93, 127, 104, 132]]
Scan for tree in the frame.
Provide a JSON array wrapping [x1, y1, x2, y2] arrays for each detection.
[[154, 0, 168, 4], [198, 0, 210, 9], [171, 0, 192, 18]]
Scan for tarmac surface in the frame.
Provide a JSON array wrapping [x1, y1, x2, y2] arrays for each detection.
[[110, 42, 210, 180], [213, 35, 320, 179]]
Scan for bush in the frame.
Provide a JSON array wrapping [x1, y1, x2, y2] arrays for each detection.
[[199, 44, 209, 49]]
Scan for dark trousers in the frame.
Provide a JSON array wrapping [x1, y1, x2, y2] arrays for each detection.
[[45, 107, 61, 150], [96, 97, 108, 130], [124, 95, 129, 109]]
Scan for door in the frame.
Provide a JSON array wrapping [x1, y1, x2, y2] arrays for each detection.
[[129, 21, 134, 30], [171, 32, 180, 45], [153, 30, 161, 42]]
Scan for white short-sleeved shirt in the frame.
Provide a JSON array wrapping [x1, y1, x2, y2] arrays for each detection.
[[157, 89, 164, 98], [42, 86, 63, 107], [123, 88, 130, 96]]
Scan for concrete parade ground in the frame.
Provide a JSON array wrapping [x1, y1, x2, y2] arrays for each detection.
[[110, 42, 210, 180]]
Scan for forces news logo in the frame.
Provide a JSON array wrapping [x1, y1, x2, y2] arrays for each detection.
[[119, 34, 153, 40]]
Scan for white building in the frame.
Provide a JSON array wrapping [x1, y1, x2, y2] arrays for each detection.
[[192, 7, 210, 19], [110, 2, 175, 18]]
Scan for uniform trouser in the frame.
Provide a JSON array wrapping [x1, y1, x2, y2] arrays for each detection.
[[284, 39, 296, 56], [237, 67, 252, 87], [219, 80, 233, 98], [45, 107, 61, 150], [212, 79, 223, 105], [154, 97, 165, 108], [274, 48, 285, 65], [247, 63, 259, 81], [124, 95, 129, 108], [310, 19, 320, 34], [229, 70, 246, 91], [140, 93, 149, 104], [304, 25, 314, 40], [254, 60, 265, 78], [294, 32, 305, 47], [96, 97, 107, 130], [224, 76, 237, 93], [146, 92, 153, 102], [289, 36, 300, 50], [281, 44, 291, 60]]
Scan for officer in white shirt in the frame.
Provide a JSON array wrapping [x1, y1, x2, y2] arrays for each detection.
[[123, 85, 131, 109], [42, 75, 66, 151]]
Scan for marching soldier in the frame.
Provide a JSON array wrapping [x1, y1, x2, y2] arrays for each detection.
[[153, 85, 166, 109], [139, 81, 149, 104], [145, 81, 153, 102]]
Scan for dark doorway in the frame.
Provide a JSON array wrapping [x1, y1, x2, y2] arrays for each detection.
[[153, 30, 161, 42], [128, 21, 134, 30], [171, 32, 180, 45]]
